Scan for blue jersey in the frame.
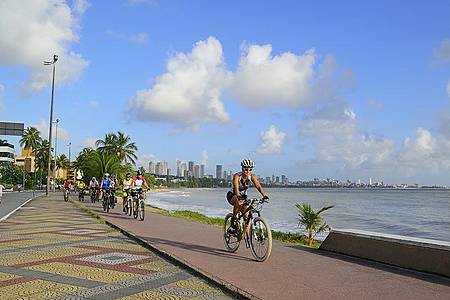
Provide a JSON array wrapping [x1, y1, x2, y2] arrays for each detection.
[[101, 179, 111, 189]]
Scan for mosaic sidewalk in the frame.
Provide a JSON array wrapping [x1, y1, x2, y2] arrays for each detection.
[[0, 194, 233, 300]]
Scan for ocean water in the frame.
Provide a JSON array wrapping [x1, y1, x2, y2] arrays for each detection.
[[145, 188, 450, 242]]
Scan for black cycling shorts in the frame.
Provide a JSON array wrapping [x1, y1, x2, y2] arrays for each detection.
[[226, 191, 234, 205]]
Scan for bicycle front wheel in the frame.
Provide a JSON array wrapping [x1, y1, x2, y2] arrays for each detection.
[[250, 217, 272, 262], [138, 200, 145, 221], [223, 213, 241, 252], [127, 198, 132, 216]]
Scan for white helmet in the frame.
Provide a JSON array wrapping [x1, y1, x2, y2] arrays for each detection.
[[240, 159, 254, 168]]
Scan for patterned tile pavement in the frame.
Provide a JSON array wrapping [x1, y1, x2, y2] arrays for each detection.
[[0, 195, 233, 299]]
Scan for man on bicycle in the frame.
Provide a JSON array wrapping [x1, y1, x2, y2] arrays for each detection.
[[100, 173, 112, 201], [122, 172, 133, 212], [63, 178, 72, 200], [77, 180, 86, 201], [226, 159, 268, 231]]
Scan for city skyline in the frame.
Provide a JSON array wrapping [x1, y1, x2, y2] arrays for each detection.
[[1, 1, 449, 185]]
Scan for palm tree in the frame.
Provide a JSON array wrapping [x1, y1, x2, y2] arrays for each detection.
[[96, 132, 137, 165], [19, 127, 42, 153], [56, 154, 70, 170], [296, 203, 334, 246], [33, 139, 51, 188]]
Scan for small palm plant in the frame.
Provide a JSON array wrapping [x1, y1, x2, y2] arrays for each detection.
[[296, 203, 334, 247]]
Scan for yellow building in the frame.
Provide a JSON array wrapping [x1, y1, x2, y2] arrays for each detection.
[[14, 147, 36, 173]]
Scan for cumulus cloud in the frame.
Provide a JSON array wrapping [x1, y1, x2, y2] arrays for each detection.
[[136, 153, 158, 170], [73, 0, 91, 15], [433, 38, 450, 63], [129, 37, 232, 125], [300, 103, 394, 167], [231, 44, 316, 108], [32, 119, 70, 141], [106, 30, 149, 45], [0, 0, 89, 93], [257, 125, 286, 154]]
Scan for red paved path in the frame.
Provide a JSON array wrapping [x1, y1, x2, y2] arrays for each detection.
[[84, 201, 450, 300]]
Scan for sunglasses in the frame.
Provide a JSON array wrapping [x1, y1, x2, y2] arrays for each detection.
[[243, 168, 253, 171]]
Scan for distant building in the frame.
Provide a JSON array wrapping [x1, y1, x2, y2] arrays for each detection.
[[180, 162, 187, 178], [275, 176, 280, 184], [0, 143, 15, 164], [148, 161, 155, 174], [155, 161, 164, 175], [176, 160, 182, 177], [200, 164, 205, 178], [281, 175, 288, 185], [188, 161, 194, 176], [194, 165, 200, 178], [265, 177, 271, 185], [14, 147, 37, 173], [216, 165, 223, 179]]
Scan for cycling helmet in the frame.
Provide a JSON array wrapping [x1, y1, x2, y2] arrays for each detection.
[[240, 159, 254, 168], [104, 173, 110, 177], [92, 177, 96, 180], [137, 170, 142, 176], [126, 172, 131, 177]]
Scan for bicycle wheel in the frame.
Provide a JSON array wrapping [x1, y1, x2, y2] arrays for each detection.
[[127, 198, 132, 216], [250, 217, 272, 262], [64, 191, 68, 202], [223, 213, 241, 252], [138, 200, 145, 220], [106, 195, 110, 213], [133, 198, 138, 219]]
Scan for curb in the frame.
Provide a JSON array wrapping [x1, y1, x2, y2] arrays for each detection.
[[69, 200, 260, 300]]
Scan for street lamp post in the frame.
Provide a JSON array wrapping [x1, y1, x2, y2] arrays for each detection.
[[53, 118, 59, 192], [68, 142, 71, 179], [44, 54, 58, 196]]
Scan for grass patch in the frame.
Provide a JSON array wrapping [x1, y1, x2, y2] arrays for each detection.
[[69, 199, 106, 225], [147, 205, 320, 248]]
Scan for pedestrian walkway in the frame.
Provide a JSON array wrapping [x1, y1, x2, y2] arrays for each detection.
[[84, 199, 450, 300], [0, 194, 232, 299]]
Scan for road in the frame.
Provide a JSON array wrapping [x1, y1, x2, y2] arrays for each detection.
[[0, 191, 44, 221]]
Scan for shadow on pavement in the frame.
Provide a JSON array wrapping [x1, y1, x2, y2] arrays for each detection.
[[141, 236, 254, 262], [287, 244, 450, 287]]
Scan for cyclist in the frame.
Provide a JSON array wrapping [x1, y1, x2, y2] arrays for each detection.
[[131, 170, 149, 209], [63, 178, 72, 199], [122, 172, 133, 212], [99, 173, 112, 201], [226, 159, 268, 231], [110, 174, 118, 206], [77, 180, 86, 201]]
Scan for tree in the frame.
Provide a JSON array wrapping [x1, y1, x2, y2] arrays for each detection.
[[56, 154, 70, 170], [96, 132, 138, 165], [296, 203, 334, 246], [33, 139, 51, 187], [75, 147, 120, 181], [19, 127, 42, 151]]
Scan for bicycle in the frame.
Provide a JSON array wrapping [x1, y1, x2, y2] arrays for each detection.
[[109, 188, 116, 209], [131, 188, 145, 221], [63, 189, 69, 202], [90, 188, 97, 203], [102, 189, 111, 213], [124, 190, 133, 216], [78, 189, 85, 202], [223, 196, 272, 262]]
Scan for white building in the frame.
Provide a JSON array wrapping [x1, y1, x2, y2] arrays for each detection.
[[0, 143, 15, 164]]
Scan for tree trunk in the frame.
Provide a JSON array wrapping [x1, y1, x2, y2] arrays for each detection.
[[308, 229, 313, 246]]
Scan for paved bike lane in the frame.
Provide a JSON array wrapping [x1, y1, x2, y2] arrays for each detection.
[[84, 200, 450, 300], [0, 194, 232, 299]]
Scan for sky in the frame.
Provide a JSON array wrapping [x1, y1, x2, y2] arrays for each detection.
[[1, 0, 450, 185]]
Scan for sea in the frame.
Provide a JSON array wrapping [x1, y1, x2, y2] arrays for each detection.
[[145, 188, 450, 242]]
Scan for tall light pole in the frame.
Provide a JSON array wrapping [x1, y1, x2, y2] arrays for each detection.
[[44, 54, 58, 196], [53, 118, 59, 192], [68, 142, 71, 179]]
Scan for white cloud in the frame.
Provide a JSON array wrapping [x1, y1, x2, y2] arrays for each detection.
[[129, 36, 232, 125], [82, 137, 97, 148], [0, 0, 89, 93], [73, 0, 91, 15], [300, 103, 394, 167], [257, 125, 286, 154], [87, 100, 98, 108], [32, 119, 70, 141], [433, 38, 450, 63], [106, 30, 149, 45], [231, 44, 316, 108]]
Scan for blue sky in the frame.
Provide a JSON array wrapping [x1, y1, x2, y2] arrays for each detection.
[[1, 0, 450, 185]]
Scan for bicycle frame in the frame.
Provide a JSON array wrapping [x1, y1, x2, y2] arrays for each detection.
[[236, 198, 264, 247]]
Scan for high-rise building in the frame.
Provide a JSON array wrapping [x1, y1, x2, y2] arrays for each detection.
[[188, 161, 194, 176], [281, 175, 287, 185], [216, 165, 223, 179], [194, 165, 200, 178], [176, 160, 182, 177], [265, 177, 271, 184], [163, 161, 168, 175], [148, 161, 155, 174], [200, 164, 205, 178], [275, 176, 280, 184], [155, 161, 165, 176], [180, 162, 187, 178], [223, 170, 227, 180]]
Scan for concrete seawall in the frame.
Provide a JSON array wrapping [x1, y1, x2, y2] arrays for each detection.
[[319, 229, 450, 278]]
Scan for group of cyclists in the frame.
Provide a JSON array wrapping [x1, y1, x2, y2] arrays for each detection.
[[62, 170, 149, 214]]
